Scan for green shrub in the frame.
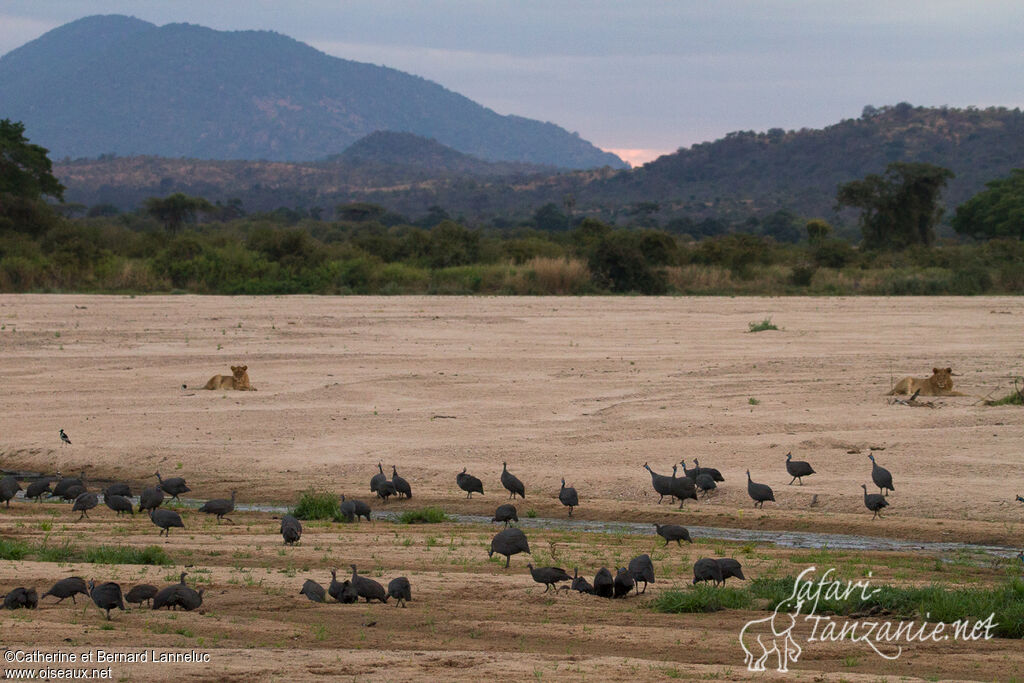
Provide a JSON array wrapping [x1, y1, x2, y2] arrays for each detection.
[[34, 540, 77, 562], [290, 489, 342, 521], [0, 538, 30, 560], [397, 507, 450, 524]]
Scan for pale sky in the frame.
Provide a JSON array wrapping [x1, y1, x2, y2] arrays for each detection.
[[2, 1, 1022, 165]]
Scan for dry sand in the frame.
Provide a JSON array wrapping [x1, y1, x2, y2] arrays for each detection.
[[1, 295, 1023, 681]]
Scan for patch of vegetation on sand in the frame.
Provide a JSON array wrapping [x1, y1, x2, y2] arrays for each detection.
[[397, 507, 450, 524], [290, 489, 343, 521], [748, 317, 779, 332]]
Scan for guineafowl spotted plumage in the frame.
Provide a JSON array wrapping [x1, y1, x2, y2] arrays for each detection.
[[4, 587, 38, 610], [138, 486, 164, 513], [370, 462, 386, 494], [155, 471, 189, 500], [125, 584, 158, 607], [149, 508, 184, 537], [654, 523, 692, 546], [693, 459, 724, 482], [199, 490, 237, 523], [785, 452, 816, 485], [526, 564, 572, 592], [628, 554, 655, 594], [716, 558, 745, 584], [613, 568, 634, 598], [72, 491, 99, 520], [570, 567, 593, 594], [350, 565, 388, 603], [52, 472, 85, 500], [300, 579, 326, 603], [26, 476, 54, 502], [104, 494, 134, 516], [103, 483, 132, 498], [492, 503, 518, 527], [695, 472, 717, 498], [746, 470, 775, 508], [88, 580, 125, 620], [456, 468, 484, 498], [376, 479, 398, 503], [692, 558, 723, 586], [41, 577, 88, 604], [489, 527, 530, 568], [391, 466, 412, 499], [868, 454, 894, 496], [862, 484, 889, 520], [387, 577, 412, 607], [669, 465, 697, 508], [593, 568, 614, 598], [643, 462, 676, 503], [328, 570, 357, 604], [280, 515, 302, 545], [501, 462, 525, 499], [339, 495, 372, 522], [0, 476, 21, 507], [559, 478, 578, 517]]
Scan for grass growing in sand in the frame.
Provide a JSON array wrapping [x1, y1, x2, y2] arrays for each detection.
[[290, 490, 342, 521], [83, 544, 173, 566], [747, 317, 779, 332], [397, 507, 450, 524]]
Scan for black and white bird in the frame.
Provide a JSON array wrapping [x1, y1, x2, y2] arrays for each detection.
[[59, 429, 72, 446]]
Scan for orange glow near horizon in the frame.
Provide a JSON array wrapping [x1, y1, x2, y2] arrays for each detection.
[[603, 147, 673, 167]]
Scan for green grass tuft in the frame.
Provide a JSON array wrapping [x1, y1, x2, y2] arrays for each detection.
[[653, 585, 752, 613], [0, 538, 30, 560], [397, 507, 450, 524], [748, 317, 780, 332], [34, 540, 77, 562], [84, 545, 173, 565]]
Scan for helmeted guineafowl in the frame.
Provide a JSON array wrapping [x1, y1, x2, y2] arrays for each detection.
[[692, 458, 724, 482], [559, 478, 578, 517], [785, 452, 816, 485], [149, 508, 184, 537], [26, 476, 54, 502], [501, 462, 525, 499], [669, 466, 697, 508], [350, 565, 388, 603], [376, 479, 398, 503], [198, 490, 237, 523], [868, 454, 894, 496], [391, 466, 412, 499], [457, 468, 484, 498], [692, 558, 723, 586], [628, 554, 655, 594], [695, 472, 717, 498], [104, 483, 132, 498], [570, 567, 593, 594], [370, 462, 385, 494], [328, 570, 358, 604], [52, 471, 85, 500], [72, 491, 99, 519], [0, 475, 21, 507], [613, 568, 634, 598], [526, 564, 572, 592], [4, 587, 38, 610], [152, 573, 189, 611], [643, 462, 676, 503], [746, 470, 775, 508], [300, 579, 326, 603], [41, 577, 89, 604], [280, 515, 302, 545], [339, 495, 372, 522], [492, 503, 518, 527], [138, 486, 164, 513], [654, 523, 692, 546], [125, 584, 158, 607], [489, 527, 530, 568], [104, 494, 134, 516], [861, 484, 889, 520], [176, 586, 204, 611], [387, 577, 412, 607], [155, 471, 190, 500], [593, 568, 614, 598], [716, 558, 745, 584], [88, 580, 125, 620]]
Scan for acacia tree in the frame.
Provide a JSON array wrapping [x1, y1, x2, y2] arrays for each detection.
[[836, 162, 953, 250], [144, 192, 214, 233], [0, 119, 65, 235]]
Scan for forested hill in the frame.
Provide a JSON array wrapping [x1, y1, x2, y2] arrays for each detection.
[[0, 15, 624, 169], [54, 105, 1024, 226], [583, 104, 1024, 220]]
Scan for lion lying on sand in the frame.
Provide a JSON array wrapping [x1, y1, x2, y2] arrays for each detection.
[[888, 367, 962, 396], [203, 365, 256, 391]]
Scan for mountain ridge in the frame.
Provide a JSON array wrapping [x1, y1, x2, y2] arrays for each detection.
[[0, 14, 624, 169]]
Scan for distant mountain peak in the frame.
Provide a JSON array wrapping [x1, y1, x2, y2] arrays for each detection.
[[0, 14, 625, 169]]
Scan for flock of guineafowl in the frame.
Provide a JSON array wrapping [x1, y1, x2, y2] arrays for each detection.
[[2, 437, 906, 618]]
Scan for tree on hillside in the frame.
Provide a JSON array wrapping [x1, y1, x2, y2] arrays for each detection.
[[836, 162, 953, 250], [0, 119, 65, 235], [337, 202, 386, 223], [952, 168, 1024, 240], [143, 193, 214, 233]]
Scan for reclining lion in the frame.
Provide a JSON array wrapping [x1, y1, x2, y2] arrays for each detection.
[[202, 365, 256, 391], [888, 367, 962, 396]]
